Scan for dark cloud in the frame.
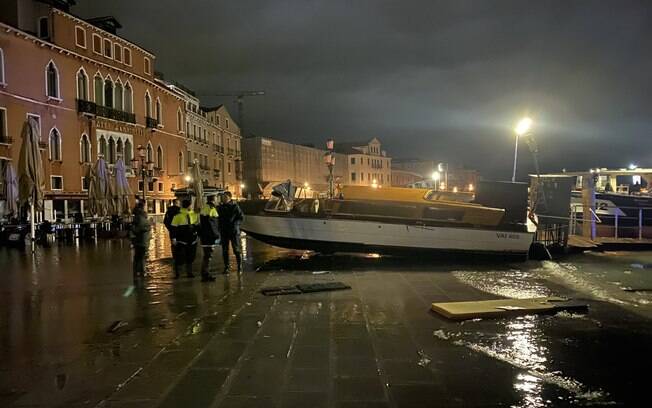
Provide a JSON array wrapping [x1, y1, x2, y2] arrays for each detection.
[[79, 0, 652, 178]]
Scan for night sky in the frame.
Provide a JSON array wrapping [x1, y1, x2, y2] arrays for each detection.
[[79, 1, 652, 179]]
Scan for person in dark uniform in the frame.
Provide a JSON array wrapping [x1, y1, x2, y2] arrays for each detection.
[[199, 195, 219, 282], [163, 199, 181, 271], [170, 199, 199, 279], [218, 191, 244, 273], [130, 202, 151, 281]]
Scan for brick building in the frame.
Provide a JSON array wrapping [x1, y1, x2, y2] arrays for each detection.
[[0, 0, 187, 220]]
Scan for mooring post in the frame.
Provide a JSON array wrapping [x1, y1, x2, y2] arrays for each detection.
[[639, 209, 643, 240], [581, 175, 596, 240]]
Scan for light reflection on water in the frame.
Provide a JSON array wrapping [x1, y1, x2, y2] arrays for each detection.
[[449, 264, 611, 406]]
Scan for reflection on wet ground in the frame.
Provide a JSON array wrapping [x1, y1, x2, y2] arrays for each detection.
[[1, 225, 651, 407]]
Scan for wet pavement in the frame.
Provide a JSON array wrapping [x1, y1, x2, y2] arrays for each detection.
[[1, 225, 652, 407]]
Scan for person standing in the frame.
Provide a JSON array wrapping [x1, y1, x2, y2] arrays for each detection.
[[130, 202, 151, 281], [163, 199, 181, 263], [170, 199, 199, 279], [218, 191, 244, 273], [199, 195, 220, 282]]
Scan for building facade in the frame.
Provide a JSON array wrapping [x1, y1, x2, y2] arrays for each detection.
[[203, 105, 242, 196], [0, 0, 187, 220], [392, 158, 479, 191], [243, 136, 349, 197], [336, 138, 391, 187]]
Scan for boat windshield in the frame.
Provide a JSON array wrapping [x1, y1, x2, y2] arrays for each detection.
[[264, 195, 293, 212], [424, 190, 475, 203]]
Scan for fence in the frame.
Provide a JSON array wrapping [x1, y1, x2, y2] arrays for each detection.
[[569, 204, 652, 240]]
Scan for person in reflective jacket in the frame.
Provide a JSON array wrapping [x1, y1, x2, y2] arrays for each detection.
[[218, 191, 244, 273], [199, 195, 219, 282], [170, 199, 199, 279]]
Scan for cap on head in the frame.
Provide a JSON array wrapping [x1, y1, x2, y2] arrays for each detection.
[[181, 199, 192, 208]]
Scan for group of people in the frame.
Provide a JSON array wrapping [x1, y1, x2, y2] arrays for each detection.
[[130, 191, 244, 282]]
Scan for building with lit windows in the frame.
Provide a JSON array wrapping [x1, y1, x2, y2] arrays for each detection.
[[336, 138, 392, 187], [0, 0, 187, 220]]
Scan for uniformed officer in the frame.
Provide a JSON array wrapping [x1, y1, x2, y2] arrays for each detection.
[[170, 199, 199, 279], [218, 191, 244, 273], [199, 195, 219, 282]]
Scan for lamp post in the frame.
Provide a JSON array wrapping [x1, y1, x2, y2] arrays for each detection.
[[431, 171, 440, 191], [325, 139, 335, 198], [513, 117, 533, 183], [132, 145, 154, 205]]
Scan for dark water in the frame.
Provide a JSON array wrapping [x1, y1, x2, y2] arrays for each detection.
[[1, 226, 651, 407]]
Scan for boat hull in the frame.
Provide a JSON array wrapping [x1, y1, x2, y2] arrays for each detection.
[[241, 215, 534, 256]]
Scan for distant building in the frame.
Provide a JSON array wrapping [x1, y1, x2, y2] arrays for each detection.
[[391, 169, 423, 187], [392, 158, 479, 192], [203, 105, 243, 196], [243, 136, 348, 197], [335, 138, 392, 187]]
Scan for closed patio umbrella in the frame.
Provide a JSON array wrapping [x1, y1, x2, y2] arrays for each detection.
[[113, 158, 132, 216], [18, 117, 44, 250], [2, 161, 19, 218], [92, 157, 110, 217], [86, 164, 99, 217], [191, 160, 204, 211]]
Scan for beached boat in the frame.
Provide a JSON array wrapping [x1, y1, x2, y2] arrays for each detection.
[[239, 181, 535, 257]]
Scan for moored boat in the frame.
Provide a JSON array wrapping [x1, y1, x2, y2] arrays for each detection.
[[240, 181, 535, 258]]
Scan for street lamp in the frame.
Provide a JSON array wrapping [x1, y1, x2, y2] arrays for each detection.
[[431, 171, 440, 190], [324, 140, 335, 198], [513, 117, 533, 183], [132, 145, 154, 204]]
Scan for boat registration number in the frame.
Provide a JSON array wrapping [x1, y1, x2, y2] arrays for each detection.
[[496, 232, 520, 239]]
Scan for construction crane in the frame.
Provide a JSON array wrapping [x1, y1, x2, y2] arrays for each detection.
[[202, 91, 265, 138]]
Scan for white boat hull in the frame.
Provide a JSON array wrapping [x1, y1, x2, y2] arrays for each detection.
[[242, 215, 534, 256]]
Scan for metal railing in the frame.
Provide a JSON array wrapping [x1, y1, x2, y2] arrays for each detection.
[[568, 203, 652, 240], [145, 116, 159, 128], [77, 99, 136, 123]]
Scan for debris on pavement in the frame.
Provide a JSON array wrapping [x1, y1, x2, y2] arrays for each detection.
[[260, 282, 351, 296], [431, 297, 589, 321]]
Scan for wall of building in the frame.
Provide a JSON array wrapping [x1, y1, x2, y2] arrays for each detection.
[[0, 4, 185, 221]]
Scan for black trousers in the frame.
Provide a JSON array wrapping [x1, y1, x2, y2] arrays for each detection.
[[221, 232, 242, 270], [174, 243, 197, 276], [133, 246, 147, 277], [201, 246, 215, 276]]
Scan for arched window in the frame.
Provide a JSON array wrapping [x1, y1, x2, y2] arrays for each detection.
[[80, 133, 90, 163], [76, 68, 88, 100], [178, 152, 184, 174], [49, 128, 61, 160], [124, 82, 133, 113], [45, 61, 59, 98], [177, 109, 183, 132], [124, 139, 133, 164], [0, 48, 5, 84], [145, 91, 152, 118], [94, 73, 103, 105], [99, 136, 107, 158], [108, 137, 116, 164], [155, 98, 162, 123], [116, 139, 123, 160], [156, 145, 163, 169], [104, 77, 114, 108], [114, 80, 123, 111], [146, 143, 153, 163]]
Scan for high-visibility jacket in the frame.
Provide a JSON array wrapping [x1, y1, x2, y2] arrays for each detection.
[[199, 203, 220, 246], [170, 208, 199, 245]]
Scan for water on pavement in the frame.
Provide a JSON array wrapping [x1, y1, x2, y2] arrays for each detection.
[[1, 225, 651, 407]]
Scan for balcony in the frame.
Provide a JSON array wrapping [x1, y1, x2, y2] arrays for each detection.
[[213, 169, 221, 178], [76, 99, 136, 124], [146, 117, 159, 129], [200, 164, 210, 171], [227, 148, 235, 156]]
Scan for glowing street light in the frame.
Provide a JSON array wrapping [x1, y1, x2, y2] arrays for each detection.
[[184, 175, 192, 182], [629, 163, 638, 170], [371, 179, 378, 188], [512, 117, 533, 183], [468, 183, 474, 192]]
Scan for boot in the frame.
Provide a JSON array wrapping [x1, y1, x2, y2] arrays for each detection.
[[235, 253, 242, 273]]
